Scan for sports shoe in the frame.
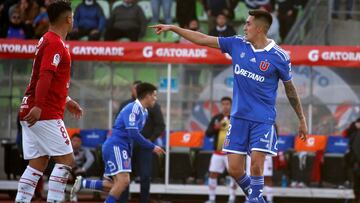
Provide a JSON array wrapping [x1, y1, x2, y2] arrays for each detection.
[[70, 176, 83, 201]]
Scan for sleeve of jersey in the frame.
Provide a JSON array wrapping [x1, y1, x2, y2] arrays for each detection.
[[218, 37, 234, 55], [35, 70, 54, 109], [278, 60, 293, 82], [40, 42, 63, 72], [127, 128, 155, 149]]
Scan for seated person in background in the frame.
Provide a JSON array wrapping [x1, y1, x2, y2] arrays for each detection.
[[205, 97, 237, 203], [104, 0, 146, 41], [7, 8, 27, 39], [68, 0, 106, 41], [69, 133, 95, 201], [71, 133, 95, 179], [209, 13, 236, 37]]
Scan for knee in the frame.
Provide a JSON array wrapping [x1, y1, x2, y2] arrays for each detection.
[[228, 166, 245, 179], [250, 161, 263, 176]]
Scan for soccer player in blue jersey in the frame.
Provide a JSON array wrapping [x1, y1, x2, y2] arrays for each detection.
[[70, 82, 165, 203], [151, 9, 307, 203]]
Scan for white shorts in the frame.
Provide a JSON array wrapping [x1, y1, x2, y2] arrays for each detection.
[[246, 155, 273, 176], [21, 119, 73, 160], [209, 153, 229, 173]]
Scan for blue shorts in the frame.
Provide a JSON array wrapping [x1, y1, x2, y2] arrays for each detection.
[[102, 139, 132, 177], [222, 117, 278, 156]]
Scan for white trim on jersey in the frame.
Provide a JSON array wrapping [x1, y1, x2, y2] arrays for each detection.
[[274, 45, 290, 61], [222, 149, 247, 155], [247, 39, 275, 52]]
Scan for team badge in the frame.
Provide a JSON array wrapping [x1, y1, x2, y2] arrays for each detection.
[[52, 53, 61, 67], [240, 52, 245, 58], [259, 61, 269, 71]]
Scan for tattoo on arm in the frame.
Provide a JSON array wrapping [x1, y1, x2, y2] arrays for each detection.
[[284, 80, 305, 121]]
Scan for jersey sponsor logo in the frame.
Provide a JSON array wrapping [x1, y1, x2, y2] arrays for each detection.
[[234, 64, 265, 82], [52, 53, 60, 67], [259, 61, 269, 71]]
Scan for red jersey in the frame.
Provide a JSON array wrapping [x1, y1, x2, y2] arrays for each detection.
[[19, 31, 71, 120]]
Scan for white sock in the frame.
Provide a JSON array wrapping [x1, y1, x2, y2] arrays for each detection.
[[47, 164, 71, 202], [264, 186, 274, 202], [15, 166, 43, 203], [228, 178, 236, 201], [208, 177, 217, 201]]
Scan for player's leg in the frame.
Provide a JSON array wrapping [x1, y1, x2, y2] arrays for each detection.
[[224, 155, 237, 203], [47, 153, 74, 202], [205, 153, 225, 203], [264, 156, 274, 203], [15, 156, 49, 203], [105, 172, 130, 203], [15, 121, 49, 203], [248, 151, 266, 203], [248, 123, 277, 203], [222, 117, 250, 198]]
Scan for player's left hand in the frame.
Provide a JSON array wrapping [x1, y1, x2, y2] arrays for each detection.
[[298, 119, 307, 141], [153, 145, 165, 156], [66, 99, 83, 119]]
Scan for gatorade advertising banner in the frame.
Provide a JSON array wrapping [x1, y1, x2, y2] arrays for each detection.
[[0, 39, 359, 67]]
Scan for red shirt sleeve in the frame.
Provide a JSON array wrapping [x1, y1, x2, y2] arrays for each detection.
[[35, 70, 54, 109], [40, 41, 64, 72]]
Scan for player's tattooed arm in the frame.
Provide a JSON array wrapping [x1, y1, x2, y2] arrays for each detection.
[[284, 80, 307, 141], [283, 80, 305, 121]]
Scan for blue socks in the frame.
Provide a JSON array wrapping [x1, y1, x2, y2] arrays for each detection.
[[249, 176, 265, 203], [82, 179, 103, 191], [236, 173, 251, 196], [236, 174, 265, 203], [105, 194, 118, 203]]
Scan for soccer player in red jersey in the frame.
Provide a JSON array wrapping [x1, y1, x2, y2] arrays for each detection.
[[15, 1, 83, 202]]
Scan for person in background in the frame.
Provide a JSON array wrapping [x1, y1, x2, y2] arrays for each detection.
[[209, 13, 236, 37], [68, 0, 106, 41], [104, 0, 146, 41], [118, 80, 165, 203], [150, 0, 173, 24], [32, 0, 52, 39], [6, 8, 27, 39], [204, 97, 237, 203], [69, 133, 95, 201]]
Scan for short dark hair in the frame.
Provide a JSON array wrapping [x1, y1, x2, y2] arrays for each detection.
[[249, 9, 272, 31], [221, 96, 232, 103], [47, 0, 72, 24], [133, 80, 142, 86], [71, 133, 81, 140], [136, 82, 157, 100]]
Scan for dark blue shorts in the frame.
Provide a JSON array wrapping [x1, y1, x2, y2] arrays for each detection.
[[102, 140, 132, 177], [222, 117, 278, 156]]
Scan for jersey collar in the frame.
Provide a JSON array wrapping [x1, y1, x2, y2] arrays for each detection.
[[247, 39, 275, 52], [135, 99, 146, 114]]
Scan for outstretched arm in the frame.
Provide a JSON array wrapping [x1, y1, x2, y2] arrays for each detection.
[[149, 24, 219, 48], [283, 80, 307, 141]]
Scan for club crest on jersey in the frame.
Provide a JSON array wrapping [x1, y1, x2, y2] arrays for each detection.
[[259, 61, 269, 71], [52, 54, 60, 67]]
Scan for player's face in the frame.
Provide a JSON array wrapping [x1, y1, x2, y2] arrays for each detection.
[[71, 136, 82, 150], [243, 16, 258, 42], [221, 100, 231, 114], [65, 12, 74, 33], [145, 90, 157, 108]]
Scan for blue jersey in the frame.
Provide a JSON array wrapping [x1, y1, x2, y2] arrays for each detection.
[[109, 99, 154, 149], [218, 36, 292, 124]]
